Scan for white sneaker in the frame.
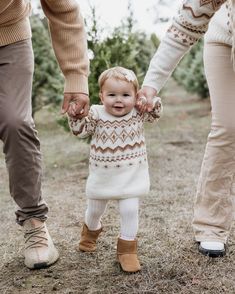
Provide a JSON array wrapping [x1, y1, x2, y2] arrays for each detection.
[[199, 241, 225, 257], [23, 218, 59, 269]]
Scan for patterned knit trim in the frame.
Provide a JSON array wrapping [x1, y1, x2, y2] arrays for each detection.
[[167, 25, 198, 46], [90, 141, 145, 154], [96, 112, 143, 127], [200, 0, 226, 10], [90, 151, 147, 163], [183, 4, 212, 19], [179, 15, 208, 33]]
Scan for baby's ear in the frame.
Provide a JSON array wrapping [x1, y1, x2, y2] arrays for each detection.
[[99, 92, 103, 104]]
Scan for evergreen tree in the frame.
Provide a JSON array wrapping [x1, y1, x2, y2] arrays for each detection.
[[31, 15, 63, 115], [173, 40, 209, 98], [87, 3, 158, 105]]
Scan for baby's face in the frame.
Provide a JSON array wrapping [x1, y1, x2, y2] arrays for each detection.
[[100, 77, 136, 117]]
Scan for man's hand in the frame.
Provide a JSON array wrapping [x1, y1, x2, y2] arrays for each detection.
[[61, 93, 89, 119], [136, 86, 157, 112]]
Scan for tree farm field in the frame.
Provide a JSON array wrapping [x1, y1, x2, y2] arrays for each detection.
[[1, 80, 235, 294]]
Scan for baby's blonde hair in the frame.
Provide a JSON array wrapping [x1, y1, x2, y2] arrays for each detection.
[[98, 66, 139, 92]]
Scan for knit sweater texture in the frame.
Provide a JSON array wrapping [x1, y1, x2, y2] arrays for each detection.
[[0, 0, 89, 94], [143, 0, 233, 92], [69, 98, 162, 200]]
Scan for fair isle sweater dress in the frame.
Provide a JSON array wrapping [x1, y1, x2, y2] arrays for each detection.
[[69, 101, 161, 200]]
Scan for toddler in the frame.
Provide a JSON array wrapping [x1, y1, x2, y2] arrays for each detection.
[[68, 66, 162, 272]]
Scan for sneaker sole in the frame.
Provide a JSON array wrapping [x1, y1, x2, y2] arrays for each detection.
[[198, 245, 226, 258], [33, 262, 48, 269]]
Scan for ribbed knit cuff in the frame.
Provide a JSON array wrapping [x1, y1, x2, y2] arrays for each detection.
[[64, 73, 89, 94]]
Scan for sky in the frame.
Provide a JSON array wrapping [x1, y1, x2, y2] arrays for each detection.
[[33, 0, 180, 39], [78, 0, 180, 38]]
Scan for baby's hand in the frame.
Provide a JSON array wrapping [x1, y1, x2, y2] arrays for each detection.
[[136, 96, 153, 113], [136, 86, 157, 112], [67, 102, 76, 117], [154, 97, 162, 112], [67, 102, 84, 119]]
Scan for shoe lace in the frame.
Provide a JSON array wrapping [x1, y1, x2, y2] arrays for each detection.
[[24, 224, 48, 249]]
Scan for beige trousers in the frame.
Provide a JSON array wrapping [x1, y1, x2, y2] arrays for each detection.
[[192, 42, 235, 243], [0, 40, 48, 224]]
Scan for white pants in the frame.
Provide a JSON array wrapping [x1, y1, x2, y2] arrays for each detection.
[[85, 198, 139, 240], [192, 42, 235, 243]]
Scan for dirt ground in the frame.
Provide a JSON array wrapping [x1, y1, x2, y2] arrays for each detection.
[[1, 80, 235, 294]]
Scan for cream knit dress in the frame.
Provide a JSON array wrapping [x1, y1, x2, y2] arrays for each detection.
[[69, 99, 162, 200]]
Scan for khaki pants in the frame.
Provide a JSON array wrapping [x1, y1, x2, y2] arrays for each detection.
[[0, 39, 48, 225], [192, 42, 235, 243]]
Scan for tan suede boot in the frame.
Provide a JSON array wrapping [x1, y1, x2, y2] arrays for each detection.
[[77, 224, 102, 252], [117, 238, 141, 273]]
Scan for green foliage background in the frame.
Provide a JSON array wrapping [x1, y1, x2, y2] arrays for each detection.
[[173, 40, 209, 98], [31, 4, 209, 127], [31, 15, 63, 115], [85, 5, 158, 105]]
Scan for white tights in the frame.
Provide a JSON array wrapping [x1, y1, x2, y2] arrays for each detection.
[[85, 198, 139, 240]]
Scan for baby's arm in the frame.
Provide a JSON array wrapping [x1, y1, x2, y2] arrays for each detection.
[[68, 106, 98, 138], [143, 96, 163, 123]]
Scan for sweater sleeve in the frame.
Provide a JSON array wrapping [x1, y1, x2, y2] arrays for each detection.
[[68, 106, 98, 138], [40, 0, 89, 94], [143, 0, 227, 92]]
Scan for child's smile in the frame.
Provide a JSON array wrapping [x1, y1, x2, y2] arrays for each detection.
[[99, 77, 136, 117]]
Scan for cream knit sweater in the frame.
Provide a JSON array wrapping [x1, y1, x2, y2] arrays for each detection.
[[143, 0, 233, 92], [69, 99, 162, 200], [0, 0, 89, 94]]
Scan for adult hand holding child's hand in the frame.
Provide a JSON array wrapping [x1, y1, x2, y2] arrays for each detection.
[[62, 93, 90, 119], [136, 86, 158, 112]]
